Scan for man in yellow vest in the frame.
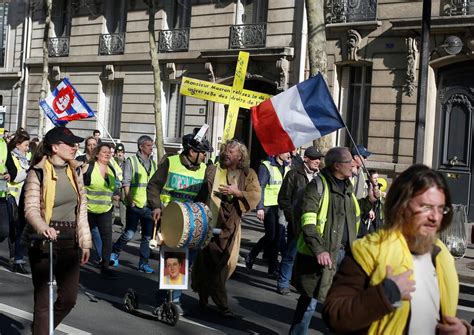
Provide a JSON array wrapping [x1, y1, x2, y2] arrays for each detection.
[[110, 135, 157, 274], [245, 152, 291, 277], [290, 147, 361, 335], [111, 142, 125, 228], [147, 132, 212, 314], [323, 164, 471, 335]]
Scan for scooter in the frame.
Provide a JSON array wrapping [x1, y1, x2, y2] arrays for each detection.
[[123, 228, 222, 326], [123, 288, 179, 326]]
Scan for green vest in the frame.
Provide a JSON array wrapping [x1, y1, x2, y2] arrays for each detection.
[[8, 155, 23, 201], [160, 155, 206, 206], [111, 158, 123, 181], [297, 174, 361, 256], [0, 139, 8, 198], [262, 160, 290, 207], [86, 163, 116, 214], [129, 155, 157, 208]]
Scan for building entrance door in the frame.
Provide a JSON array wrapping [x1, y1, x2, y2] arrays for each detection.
[[436, 62, 474, 220]]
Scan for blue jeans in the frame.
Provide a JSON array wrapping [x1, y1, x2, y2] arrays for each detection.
[[290, 249, 346, 334], [278, 232, 297, 289], [155, 249, 197, 306], [112, 206, 153, 265], [91, 226, 103, 260]]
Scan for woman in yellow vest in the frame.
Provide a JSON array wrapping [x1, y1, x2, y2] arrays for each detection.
[[83, 142, 120, 279], [7, 129, 30, 274]]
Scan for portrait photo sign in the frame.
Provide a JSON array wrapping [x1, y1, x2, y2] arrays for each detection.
[[159, 246, 188, 290]]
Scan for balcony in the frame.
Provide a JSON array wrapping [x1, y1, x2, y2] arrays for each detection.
[[442, 0, 474, 16], [158, 29, 189, 52], [229, 23, 266, 49], [99, 33, 125, 55], [48, 37, 69, 57], [325, 0, 377, 24]]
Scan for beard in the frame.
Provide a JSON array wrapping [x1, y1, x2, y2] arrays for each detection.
[[403, 224, 437, 255]]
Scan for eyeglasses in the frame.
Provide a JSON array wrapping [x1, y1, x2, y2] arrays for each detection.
[[413, 204, 451, 216], [337, 160, 352, 164]]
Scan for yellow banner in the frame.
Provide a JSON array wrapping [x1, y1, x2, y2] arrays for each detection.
[[180, 77, 231, 105], [180, 77, 270, 109], [222, 52, 249, 142]]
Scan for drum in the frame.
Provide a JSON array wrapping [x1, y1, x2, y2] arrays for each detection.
[[160, 201, 212, 249]]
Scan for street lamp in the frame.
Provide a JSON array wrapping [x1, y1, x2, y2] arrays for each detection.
[[439, 35, 463, 55]]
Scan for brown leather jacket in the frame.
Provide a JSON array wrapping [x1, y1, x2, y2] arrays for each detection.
[[22, 156, 92, 249]]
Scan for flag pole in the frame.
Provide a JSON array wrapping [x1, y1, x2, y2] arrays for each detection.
[[339, 117, 374, 187], [93, 112, 117, 146]]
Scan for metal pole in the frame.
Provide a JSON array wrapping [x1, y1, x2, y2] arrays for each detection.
[[48, 240, 54, 335], [414, 0, 432, 163]]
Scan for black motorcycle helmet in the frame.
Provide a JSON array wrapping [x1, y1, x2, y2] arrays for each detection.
[[182, 134, 213, 153]]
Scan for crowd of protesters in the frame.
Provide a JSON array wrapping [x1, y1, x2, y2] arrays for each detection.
[[0, 125, 470, 335]]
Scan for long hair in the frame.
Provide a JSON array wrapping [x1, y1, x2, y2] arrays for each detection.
[[30, 141, 52, 167], [218, 139, 250, 169], [384, 164, 453, 234], [8, 130, 30, 152], [84, 136, 97, 155]]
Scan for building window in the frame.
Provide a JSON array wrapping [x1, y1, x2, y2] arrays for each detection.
[[102, 80, 123, 139], [165, 83, 184, 143], [104, 0, 127, 34], [0, 2, 8, 67], [339, 66, 372, 147], [163, 0, 191, 29], [236, 0, 267, 24], [51, 0, 71, 37], [325, 0, 377, 24]]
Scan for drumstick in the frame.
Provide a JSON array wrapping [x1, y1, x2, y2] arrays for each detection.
[[152, 219, 158, 240]]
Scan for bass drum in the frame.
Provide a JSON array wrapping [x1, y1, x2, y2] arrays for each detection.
[[160, 201, 212, 249]]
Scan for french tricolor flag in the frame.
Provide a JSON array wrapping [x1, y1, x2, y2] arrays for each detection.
[[251, 73, 344, 155]]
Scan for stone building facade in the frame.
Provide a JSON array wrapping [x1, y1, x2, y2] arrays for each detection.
[[2, 0, 474, 214]]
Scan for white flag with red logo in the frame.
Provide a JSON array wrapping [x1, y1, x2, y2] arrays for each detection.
[[39, 78, 95, 126]]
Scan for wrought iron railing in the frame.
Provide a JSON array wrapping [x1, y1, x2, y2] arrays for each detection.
[[229, 23, 266, 49], [442, 0, 474, 16], [158, 29, 189, 52], [99, 33, 125, 55], [48, 37, 70, 57], [325, 0, 377, 24]]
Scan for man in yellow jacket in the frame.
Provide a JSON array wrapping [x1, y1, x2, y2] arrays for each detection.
[[323, 165, 470, 335]]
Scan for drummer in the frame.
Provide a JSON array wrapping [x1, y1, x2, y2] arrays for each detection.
[[147, 131, 213, 315]]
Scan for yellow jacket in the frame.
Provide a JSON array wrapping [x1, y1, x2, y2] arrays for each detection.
[[351, 230, 458, 335]]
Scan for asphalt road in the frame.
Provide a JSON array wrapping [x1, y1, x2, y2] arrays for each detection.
[[0, 213, 473, 334]]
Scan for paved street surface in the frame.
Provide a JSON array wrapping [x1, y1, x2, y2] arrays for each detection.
[[0, 213, 473, 334]]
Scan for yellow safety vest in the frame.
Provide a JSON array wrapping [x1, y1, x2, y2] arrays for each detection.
[[160, 155, 206, 206], [8, 155, 24, 202], [111, 158, 123, 182], [0, 139, 8, 198], [86, 162, 116, 214], [129, 155, 157, 208], [297, 174, 361, 256], [262, 160, 290, 207]]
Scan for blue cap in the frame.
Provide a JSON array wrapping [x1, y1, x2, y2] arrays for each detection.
[[351, 145, 372, 158]]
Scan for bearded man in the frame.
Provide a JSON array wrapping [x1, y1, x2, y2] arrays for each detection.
[[191, 139, 260, 318], [323, 164, 471, 335]]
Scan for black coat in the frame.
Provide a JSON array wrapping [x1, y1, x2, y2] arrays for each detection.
[[277, 165, 311, 238]]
